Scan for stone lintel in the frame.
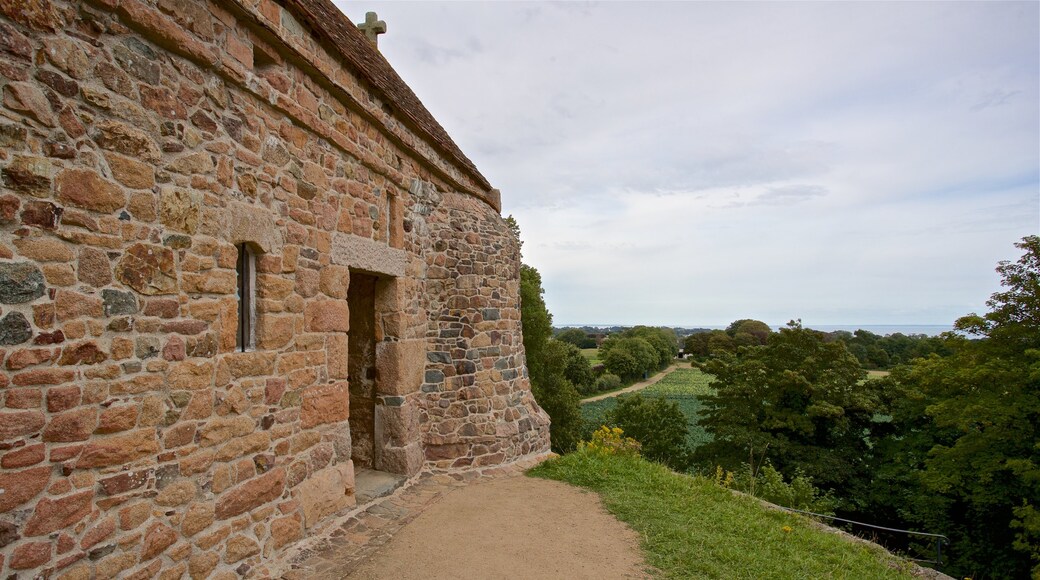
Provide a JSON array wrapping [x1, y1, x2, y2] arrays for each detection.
[[330, 233, 406, 277], [225, 201, 284, 254]]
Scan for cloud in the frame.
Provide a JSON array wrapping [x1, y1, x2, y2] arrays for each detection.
[[971, 89, 1023, 112], [338, 0, 1039, 325]]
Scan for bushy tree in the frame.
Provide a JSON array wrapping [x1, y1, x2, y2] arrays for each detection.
[[695, 322, 879, 491], [726, 319, 772, 345], [558, 341, 595, 393], [628, 326, 679, 367], [605, 393, 691, 471], [601, 336, 656, 380]]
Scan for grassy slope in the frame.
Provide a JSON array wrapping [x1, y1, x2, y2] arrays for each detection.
[[529, 451, 913, 579]]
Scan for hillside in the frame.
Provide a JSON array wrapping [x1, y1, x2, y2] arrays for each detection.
[[529, 449, 944, 579]]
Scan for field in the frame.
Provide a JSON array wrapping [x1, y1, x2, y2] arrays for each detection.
[[580, 347, 601, 365], [581, 367, 715, 451]]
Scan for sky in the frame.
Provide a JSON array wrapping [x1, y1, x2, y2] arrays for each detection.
[[335, 1, 1039, 327]]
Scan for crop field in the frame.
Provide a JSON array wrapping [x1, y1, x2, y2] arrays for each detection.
[[581, 368, 716, 451]]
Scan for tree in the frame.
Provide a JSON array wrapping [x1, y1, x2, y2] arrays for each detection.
[[695, 322, 878, 491], [512, 217, 583, 453], [520, 263, 553, 377], [626, 326, 679, 368], [684, 332, 711, 359], [601, 336, 657, 380], [725, 319, 772, 345], [875, 236, 1040, 578], [556, 327, 595, 349], [606, 393, 691, 471]]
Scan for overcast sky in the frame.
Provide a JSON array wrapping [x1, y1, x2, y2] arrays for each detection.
[[336, 1, 1039, 327]]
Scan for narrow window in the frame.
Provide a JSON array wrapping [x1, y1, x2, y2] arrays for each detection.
[[385, 193, 393, 242], [236, 244, 256, 352]]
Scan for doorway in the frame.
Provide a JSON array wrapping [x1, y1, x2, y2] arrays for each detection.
[[348, 272, 378, 470]]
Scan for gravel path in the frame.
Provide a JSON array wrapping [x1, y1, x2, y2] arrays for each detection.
[[281, 456, 651, 580], [345, 476, 650, 579]]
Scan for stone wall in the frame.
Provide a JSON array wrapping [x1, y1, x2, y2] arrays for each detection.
[[0, 0, 550, 577]]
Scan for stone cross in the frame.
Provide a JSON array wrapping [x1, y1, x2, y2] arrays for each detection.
[[358, 12, 386, 48]]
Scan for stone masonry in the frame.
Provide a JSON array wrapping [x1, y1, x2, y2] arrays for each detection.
[[0, 0, 551, 577]]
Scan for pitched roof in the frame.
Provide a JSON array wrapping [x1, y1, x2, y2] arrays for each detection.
[[284, 0, 492, 192]]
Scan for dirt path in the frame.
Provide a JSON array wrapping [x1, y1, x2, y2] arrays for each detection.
[[581, 364, 679, 403], [345, 476, 650, 580]]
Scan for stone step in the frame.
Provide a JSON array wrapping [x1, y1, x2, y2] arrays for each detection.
[[354, 469, 407, 504]]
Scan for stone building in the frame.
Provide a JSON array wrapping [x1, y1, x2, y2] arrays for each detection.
[[0, 0, 550, 576]]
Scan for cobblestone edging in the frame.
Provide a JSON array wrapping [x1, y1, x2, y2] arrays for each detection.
[[275, 452, 555, 579]]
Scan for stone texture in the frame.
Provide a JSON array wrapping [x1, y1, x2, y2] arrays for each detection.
[[101, 289, 137, 316], [0, 410, 45, 440], [20, 200, 62, 229], [105, 152, 154, 189], [159, 186, 201, 233], [77, 247, 112, 287], [93, 119, 161, 162], [42, 407, 96, 442], [76, 430, 160, 468], [224, 535, 259, 563], [0, 311, 32, 345], [115, 243, 177, 295], [2, 155, 54, 194], [0, 465, 51, 511], [23, 490, 93, 536], [55, 168, 126, 213], [0, 261, 45, 303], [304, 300, 349, 332], [3, 81, 56, 126], [181, 502, 214, 537], [301, 382, 349, 428], [155, 480, 196, 506], [141, 522, 177, 560], [215, 468, 285, 520], [9, 541, 50, 570], [296, 462, 355, 528]]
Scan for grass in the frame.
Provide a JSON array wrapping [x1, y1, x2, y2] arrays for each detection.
[[581, 367, 715, 450], [581, 347, 602, 365], [528, 451, 915, 579]]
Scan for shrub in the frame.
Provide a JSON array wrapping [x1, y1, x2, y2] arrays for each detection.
[[605, 393, 692, 471], [531, 371, 583, 453], [579, 425, 641, 457], [595, 373, 621, 392], [714, 463, 837, 515]]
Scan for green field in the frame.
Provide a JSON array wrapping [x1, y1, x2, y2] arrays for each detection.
[[580, 347, 601, 365], [581, 367, 715, 451]]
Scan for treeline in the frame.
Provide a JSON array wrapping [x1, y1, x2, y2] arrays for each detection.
[[829, 329, 950, 368], [683, 319, 948, 370]]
